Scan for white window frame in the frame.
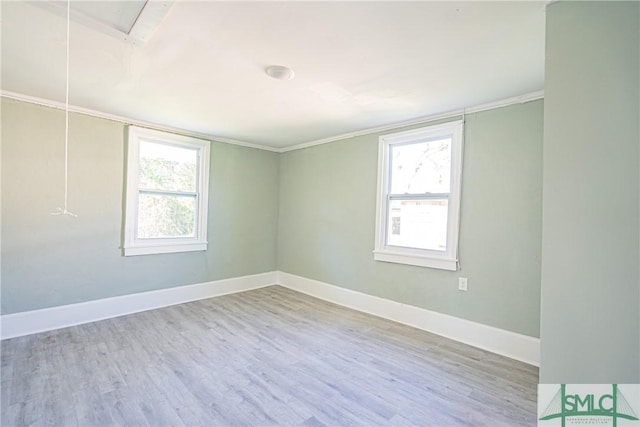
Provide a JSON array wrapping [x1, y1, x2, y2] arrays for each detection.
[[123, 126, 210, 256], [373, 120, 464, 271]]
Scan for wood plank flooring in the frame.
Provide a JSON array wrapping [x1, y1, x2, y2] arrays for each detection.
[[1, 286, 539, 426]]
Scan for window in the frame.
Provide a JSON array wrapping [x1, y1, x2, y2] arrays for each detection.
[[123, 126, 210, 256], [374, 120, 463, 271]]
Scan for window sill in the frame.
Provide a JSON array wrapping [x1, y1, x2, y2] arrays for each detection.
[[123, 241, 207, 256], [373, 249, 457, 271]]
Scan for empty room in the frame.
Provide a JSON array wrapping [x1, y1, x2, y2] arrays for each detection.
[[1, 1, 638, 426]]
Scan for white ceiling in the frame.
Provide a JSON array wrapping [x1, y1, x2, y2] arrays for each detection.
[[2, 1, 546, 150]]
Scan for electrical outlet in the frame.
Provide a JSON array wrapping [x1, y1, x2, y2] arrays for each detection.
[[458, 277, 468, 291]]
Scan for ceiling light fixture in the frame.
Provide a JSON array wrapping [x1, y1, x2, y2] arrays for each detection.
[[265, 65, 295, 81]]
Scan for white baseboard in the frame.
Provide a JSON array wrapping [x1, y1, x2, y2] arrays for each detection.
[[1, 270, 540, 367], [0, 271, 277, 340], [277, 271, 540, 367]]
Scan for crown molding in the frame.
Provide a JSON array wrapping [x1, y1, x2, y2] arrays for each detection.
[[2, 89, 543, 154], [279, 90, 544, 153], [0, 90, 280, 153]]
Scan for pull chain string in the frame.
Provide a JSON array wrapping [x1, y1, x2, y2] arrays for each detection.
[[52, 0, 77, 217], [456, 108, 466, 271]]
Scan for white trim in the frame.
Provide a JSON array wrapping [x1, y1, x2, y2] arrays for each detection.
[[0, 272, 277, 340], [374, 120, 464, 271], [277, 271, 540, 366], [373, 250, 457, 271], [0, 270, 540, 366], [123, 126, 210, 256], [279, 90, 544, 152], [0, 90, 280, 153], [123, 242, 207, 256], [2, 90, 542, 154]]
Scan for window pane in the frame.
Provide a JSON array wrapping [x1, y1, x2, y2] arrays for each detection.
[[387, 199, 448, 251], [137, 193, 196, 239], [390, 138, 451, 194], [139, 140, 197, 192]]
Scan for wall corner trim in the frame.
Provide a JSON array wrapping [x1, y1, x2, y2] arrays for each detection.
[[0, 271, 278, 340], [277, 271, 540, 366]]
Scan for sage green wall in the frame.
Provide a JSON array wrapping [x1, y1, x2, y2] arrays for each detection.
[[278, 100, 543, 338], [539, 2, 639, 383], [2, 96, 544, 340], [1, 98, 279, 314]]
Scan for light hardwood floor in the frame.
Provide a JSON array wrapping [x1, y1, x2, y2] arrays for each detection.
[[1, 286, 538, 426]]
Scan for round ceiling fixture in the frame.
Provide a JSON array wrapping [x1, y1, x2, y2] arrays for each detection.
[[265, 65, 295, 81]]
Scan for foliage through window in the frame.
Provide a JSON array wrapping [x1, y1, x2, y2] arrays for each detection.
[[374, 121, 463, 271], [124, 126, 210, 256]]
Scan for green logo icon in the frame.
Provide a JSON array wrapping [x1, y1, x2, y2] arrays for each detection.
[[539, 384, 639, 427]]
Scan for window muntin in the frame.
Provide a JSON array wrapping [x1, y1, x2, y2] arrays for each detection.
[[374, 120, 463, 271], [124, 126, 210, 256]]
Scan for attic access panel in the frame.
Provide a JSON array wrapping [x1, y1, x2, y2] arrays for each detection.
[[65, 0, 147, 34], [32, 1, 173, 45]]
